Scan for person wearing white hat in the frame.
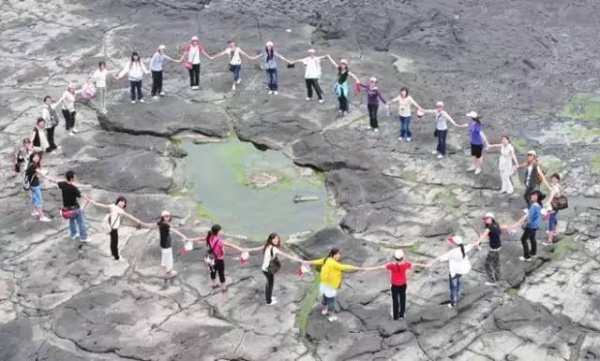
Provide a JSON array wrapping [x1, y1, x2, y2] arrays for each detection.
[[179, 36, 211, 89], [41, 93, 67, 151], [249, 41, 293, 95], [363, 249, 427, 320], [245, 232, 303, 306], [211, 40, 254, 91], [428, 235, 475, 308], [155, 210, 188, 278], [149, 44, 179, 99], [517, 149, 549, 206], [422, 102, 465, 159], [325, 55, 359, 115], [389, 87, 424, 141], [356, 77, 389, 132], [291, 49, 328, 102], [485, 135, 519, 194], [477, 213, 522, 285], [61, 82, 83, 136], [464, 111, 488, 174]]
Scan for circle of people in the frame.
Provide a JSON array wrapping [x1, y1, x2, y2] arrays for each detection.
[[12, 35, 569, 323]]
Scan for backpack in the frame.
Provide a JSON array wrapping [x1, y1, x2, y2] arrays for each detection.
[[267, 247, 281, 275]]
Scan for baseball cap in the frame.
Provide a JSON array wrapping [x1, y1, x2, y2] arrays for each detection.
[[161, 210, 171, 217], [466, 111, 478, 118], [482, 212, 494, 219], [436, 101, 444, 107], [527, 150, 537, 156], [394, 249, 405, 260]]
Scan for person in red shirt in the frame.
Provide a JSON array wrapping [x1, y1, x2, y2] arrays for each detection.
[[365, 249, 426, 320]]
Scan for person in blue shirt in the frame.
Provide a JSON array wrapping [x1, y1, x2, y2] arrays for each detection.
[[517, 190, 544, 261]]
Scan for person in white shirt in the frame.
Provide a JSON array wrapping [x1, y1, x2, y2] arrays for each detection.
[[41, 94, 66, 151], [179, 36, 211, 90], [428, 235, 475, 308], [292, 49, 328, 102], [86, 196, 148, 261], [212, 40, 253, 91], [422, 101, 466, 159], [61, 83, 83, 136], [115, 52, 150, 104], [543, 173, 562, 246], [389, 87, 423, 142], [485, 136, 519, 195], [149, 45, 179, 99], [91, 61, 110, 114], [246, 233, 303, 306]]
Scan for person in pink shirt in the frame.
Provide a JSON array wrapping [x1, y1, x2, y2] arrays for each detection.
[[193, 224, 244, 292], [365, 250, 426, 320]]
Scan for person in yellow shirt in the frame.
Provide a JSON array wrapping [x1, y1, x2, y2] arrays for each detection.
[[305, 248, 363, 322]]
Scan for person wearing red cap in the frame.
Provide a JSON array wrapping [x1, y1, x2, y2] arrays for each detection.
[[180, 36, 211, 89], [477, 213, 522, 285]]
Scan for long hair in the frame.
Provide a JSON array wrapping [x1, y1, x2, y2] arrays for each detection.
[[324, 248, 340, 263], [206, 224, 222, 246], [472, 117, 482, 125], [265, 46, 274, 62], [262, 232, 280, 253], [459, 244, 465, 258]]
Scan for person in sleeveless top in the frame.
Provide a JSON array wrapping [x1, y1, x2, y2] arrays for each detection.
[[486, 136, 519, 194], [211, 40, 253, 91]]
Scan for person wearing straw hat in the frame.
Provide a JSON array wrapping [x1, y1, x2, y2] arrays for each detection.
[[364, 249, 427, 320], [357, 77, 388, 132], [465, 111, 488, 174], [291, 49, 328, 103], [149, 44, 180, 99], [249, 41, 293, 95], [179, 36, 211, 90], [477, 212, 522, 285], [325, 55, 359, 116], [422, 101, 465, 159], [517, 150, 549, 207]]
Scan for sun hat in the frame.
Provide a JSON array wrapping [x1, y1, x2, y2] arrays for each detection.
[[527, 150, 537, 156], [68, 83, 76, 89], [466, 111, 478, 118], [436, 101, 444, 107], [266, 41, 274, 47], [191, 36, 199, 41], [158, 44, 166, 50], [161, 210, 171, 217], [340, 59, 348, 64], [369, 77, 377, 82], [394, 249, 405, 260], [308, 49, 316, 53], [482, 212, 495, 219]]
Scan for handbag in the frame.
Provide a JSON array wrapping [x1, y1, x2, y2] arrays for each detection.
[[267, 247, 281, 275], [101, 213, 120, 234], [183, 60, 193, 70], [434, 129, 439, 137], [551, 195, 568, 211], [60, 208, 76, 220]]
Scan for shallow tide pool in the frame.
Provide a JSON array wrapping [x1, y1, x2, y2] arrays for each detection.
[[181, 139, 327, 240]]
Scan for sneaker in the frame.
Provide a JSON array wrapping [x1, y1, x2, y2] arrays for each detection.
[[71, 128, 78, 133], [268, 91, 273, 95], [191, 86, 199, 90], [542, 241, 554, 246], [39, 216, 51, 222], [485, 281, 497, 286], [236, 78, 242, 84], [406, 137, 412, 142], [474, 168, 482, 175], [306, 97, 311, 101], [321, 308, 329, 316], [318, 99, 324, 103], [431, 150, 438, 155], [273, 91, 278, 95], [447, 303, 455, 309], [79, 238, 88, 243], [328, 315, 338, 322], [139, 99, 145, 103], [31, 211, 39, 217], [398, 137, 404, 141], [153, 96, 159, 99], [342, 111, 347, 116], [519, 256, 531, 262], [266, 299, 278, 306], [437, 154, 444, 159], [272, 297, 277, 301], [69, 131, 74, 136], [159, 91, 165, 96], [467, 165, 476, 171], [131, 100, 136, 104], [232, 85, 236, 91], [373, 128, 379, 132], [169, 270, 178, 277], [70, 234, 79, 240]]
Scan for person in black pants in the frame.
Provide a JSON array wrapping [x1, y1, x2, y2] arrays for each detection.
[[85, 196, 148, 261], [358, 77, 388, 131], [517, 191, 544, 261], [42, 95, 65, 151], [325, 55, 359, 115]]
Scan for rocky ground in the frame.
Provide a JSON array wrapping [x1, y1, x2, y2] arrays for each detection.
[[1, 0, 600, 360]]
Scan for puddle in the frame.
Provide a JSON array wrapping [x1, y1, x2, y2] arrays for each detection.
[[181, 139, 327, 239]]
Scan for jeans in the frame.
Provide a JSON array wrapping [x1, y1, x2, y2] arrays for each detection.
[[338, 93, 348, 112], [30, 185, 42, 210], [189, 64, 200, 87], [110, 229, 119, 260], [69, 208, 88, 240], [321, 294, 336, 312], [484, 250, 501, 282], [520, 228, 537, 259], [523, 185, 536, 207], [266, 69, 278, 91], [368, 104, 379, 129], [229, 64, 241, 82], [548, 212, 558, 232], [129, 80, 143, 101], [46, 126, 57, 151], [391, 284, 407, 319], [437, 129, 448, 155], [62, 109, 76, 131], [151, 71, 163, 96], [97, 87, 106, 112], [263, 271, 275, 303], [305, 78, 323, 100], [210, 259, 226, 283], [399, 116, 412, 138], [448, 274, 462, 306]]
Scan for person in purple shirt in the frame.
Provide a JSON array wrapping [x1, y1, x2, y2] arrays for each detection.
[[358, 77, 388, 132], [465, 111, 488, 174]]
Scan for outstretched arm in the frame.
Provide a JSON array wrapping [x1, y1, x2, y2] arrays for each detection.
[[122, 211, 150, 227], [348, 71, 360, 83], [239, 48, 253, 59], [224, 241, 245, 252], [277, 250, 304, 263], [326, 54, 338, 68], [86, 199, 110, 210], [477, 229, 490, 245], [171, 227, 189, 241], [362, 264, 387, 271]]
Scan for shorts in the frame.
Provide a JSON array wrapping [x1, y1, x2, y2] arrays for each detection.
[[161, 247, 173, 271], [471, 143, 483, 158], [319, 283, 338, 298], [30, 185, 42, 210], [548, 212, 558, 232]]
